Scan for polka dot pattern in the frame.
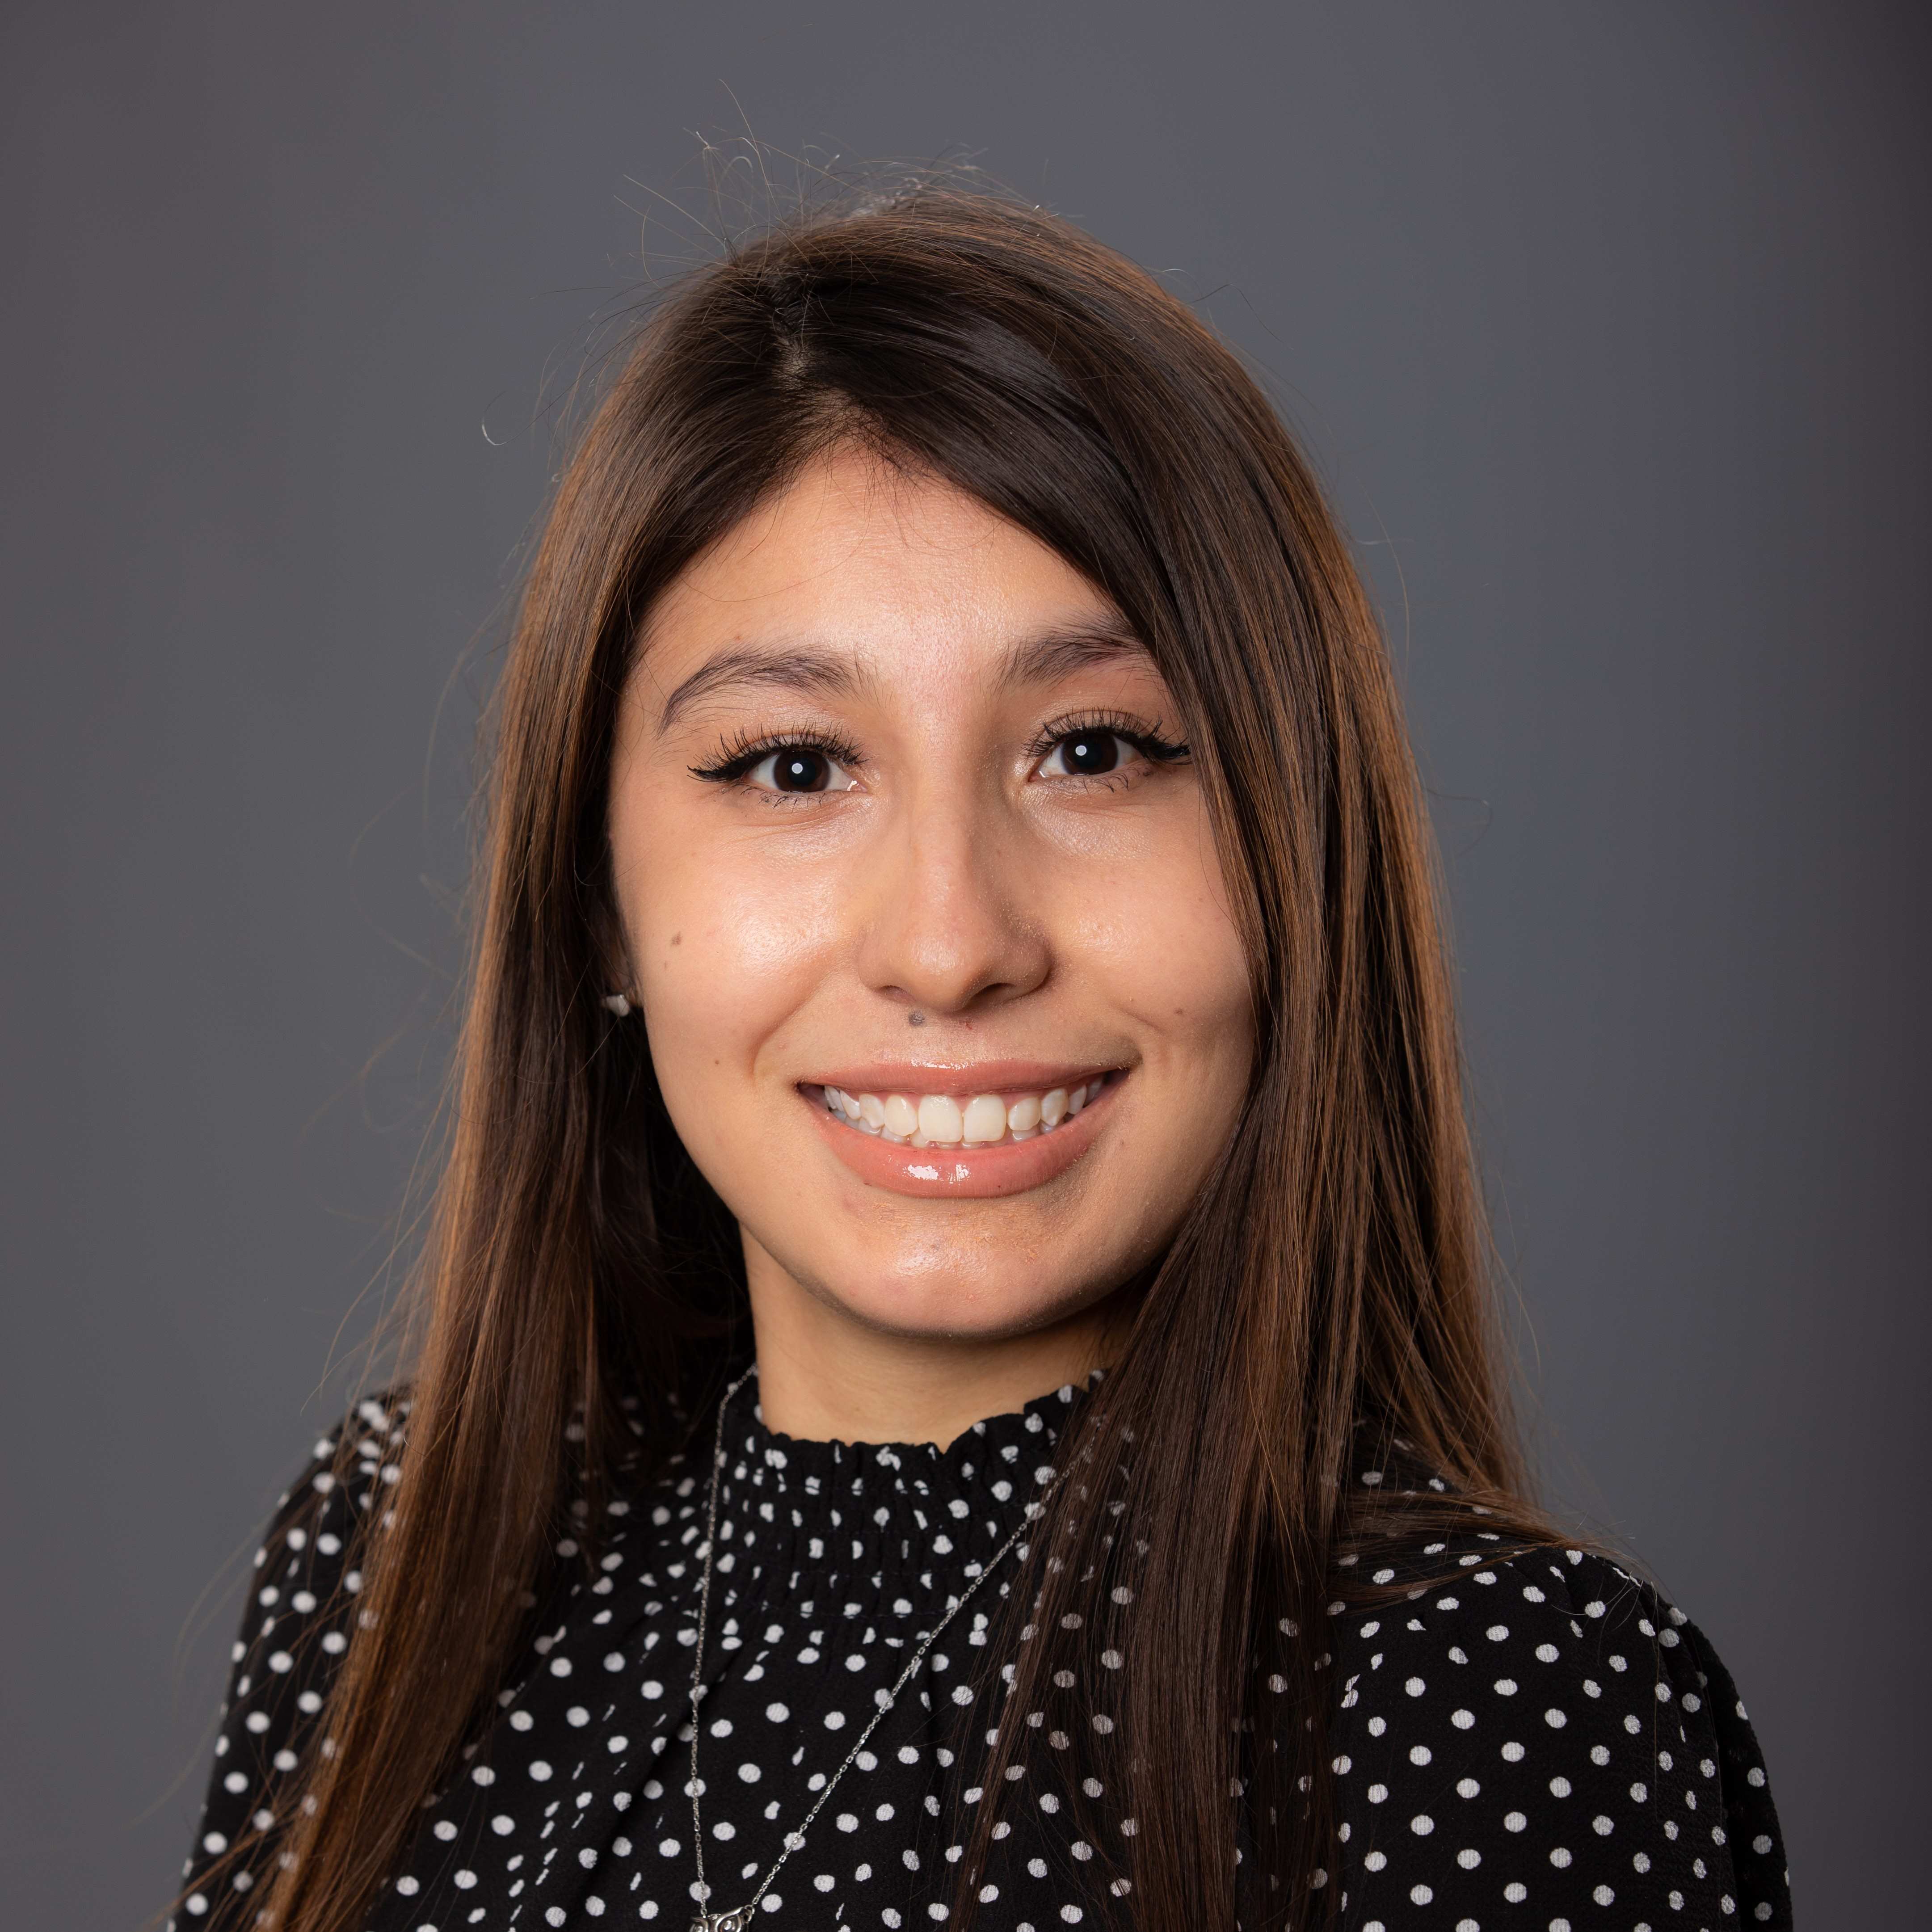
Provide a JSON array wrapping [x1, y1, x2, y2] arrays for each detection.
[[1326, 1523, 1790, 1928], [174, 1394, 1789, 1930]]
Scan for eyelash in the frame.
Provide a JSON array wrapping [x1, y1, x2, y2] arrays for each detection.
[[687, 712, 1191, 794], [1023, 710, 1191, 770], [688, 726, 867, 787]]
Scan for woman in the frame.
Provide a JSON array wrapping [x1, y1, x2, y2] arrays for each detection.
[[173, 187, 1789, 1932]]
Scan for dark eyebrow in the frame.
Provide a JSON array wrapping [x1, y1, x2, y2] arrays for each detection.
[[997, 622, 1153, 691], [654, 620, 1154, 735], [655, 647, 868, 734]]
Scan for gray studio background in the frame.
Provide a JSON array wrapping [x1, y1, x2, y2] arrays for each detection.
[[3, 3, 1925, 1925]]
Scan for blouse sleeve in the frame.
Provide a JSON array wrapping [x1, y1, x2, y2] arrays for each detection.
[[169, 1396, 406, 1929], [1327, 1543, 1792, 1930]]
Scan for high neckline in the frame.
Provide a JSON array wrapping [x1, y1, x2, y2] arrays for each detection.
[[707, 1371, 1099, 1574]]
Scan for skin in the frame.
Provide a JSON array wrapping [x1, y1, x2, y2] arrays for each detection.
[[606, 444, 1254, 1448]]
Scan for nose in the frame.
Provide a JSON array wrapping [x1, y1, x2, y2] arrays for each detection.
[[853, 777, 1052, 1018]]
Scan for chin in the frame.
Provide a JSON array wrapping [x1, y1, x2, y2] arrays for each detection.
[[795, 1254, 1113, 1344]]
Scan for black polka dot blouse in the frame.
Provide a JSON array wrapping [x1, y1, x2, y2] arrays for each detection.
[[175, 1381, 1791, 1930]]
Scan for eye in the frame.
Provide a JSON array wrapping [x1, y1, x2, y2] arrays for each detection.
[[1031, 718, 1187, 782], [1036, 728, 1134, 779], [744, 745, 857, 795], [690, 728, 865, 796]]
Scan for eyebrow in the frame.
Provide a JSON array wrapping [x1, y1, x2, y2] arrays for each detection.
[[998, 622, 1151, 691], [655, 647, 867, 733], [654, 622, 1153, 735]]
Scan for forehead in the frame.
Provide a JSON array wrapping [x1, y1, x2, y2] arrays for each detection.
[[636, 445, 1138, 707]]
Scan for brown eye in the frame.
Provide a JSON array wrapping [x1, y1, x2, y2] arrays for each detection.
[[745, 746, 856, 795], [774, 749, 829, 791], [1038, 730, 1129, 779]]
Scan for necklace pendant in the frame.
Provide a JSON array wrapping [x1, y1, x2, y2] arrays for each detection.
[[690, 1909, 754, 1932]]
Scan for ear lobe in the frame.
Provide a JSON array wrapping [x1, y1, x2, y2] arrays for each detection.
[[586, 888, 638, 1019]]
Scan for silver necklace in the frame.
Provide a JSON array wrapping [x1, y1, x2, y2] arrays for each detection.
[[685, 1368, 1050, 1932]]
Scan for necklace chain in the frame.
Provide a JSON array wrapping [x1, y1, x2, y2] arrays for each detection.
[[685, 1369, 1048, 1932]]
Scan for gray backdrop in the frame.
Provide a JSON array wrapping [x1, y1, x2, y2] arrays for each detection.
[[3, 4, 1924, 1925]]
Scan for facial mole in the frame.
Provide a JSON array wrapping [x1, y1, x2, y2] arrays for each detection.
[[908, 1010, 926, 1027], [671, 933, 682, 947]]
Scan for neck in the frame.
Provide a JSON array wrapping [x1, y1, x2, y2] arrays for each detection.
[[742, 1237, 1121, 1450]]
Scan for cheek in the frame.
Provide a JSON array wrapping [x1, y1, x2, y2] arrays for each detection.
[[1076, 825, 1254, 1077], [617, 821, 842, 1106]]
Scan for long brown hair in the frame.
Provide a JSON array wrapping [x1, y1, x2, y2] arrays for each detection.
[[244, 180, 1541, 1932]]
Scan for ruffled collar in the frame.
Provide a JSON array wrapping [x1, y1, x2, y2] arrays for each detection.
[[707, 1371, 1098, 1574]]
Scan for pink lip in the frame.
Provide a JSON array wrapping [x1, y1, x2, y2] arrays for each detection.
[[804, 1070, 1124, 1199]]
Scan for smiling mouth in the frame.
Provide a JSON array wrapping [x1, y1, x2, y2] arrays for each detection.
[[807, 1073, 1117, 1148]]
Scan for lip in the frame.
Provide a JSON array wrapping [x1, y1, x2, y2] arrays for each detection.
[[803, 1068, 1125, 1199]]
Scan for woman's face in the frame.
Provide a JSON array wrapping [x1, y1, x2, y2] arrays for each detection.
[[607, 445, 1253, 1364]]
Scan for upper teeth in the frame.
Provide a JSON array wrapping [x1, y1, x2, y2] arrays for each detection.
[[819, 1079, 1107, 1145]]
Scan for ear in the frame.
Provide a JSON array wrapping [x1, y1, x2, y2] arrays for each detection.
[[586, 888, 639, 1017]]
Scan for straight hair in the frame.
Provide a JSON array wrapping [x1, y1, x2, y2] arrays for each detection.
[[231, 182, 1543, 1932]]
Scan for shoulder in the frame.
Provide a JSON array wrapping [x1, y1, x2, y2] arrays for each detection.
[[173, 1393, 412, 1928], [239, 1391, 416, 1718], [1329, 1538, 1699, 1757], [1333, 1534, 1680, 1690], [1324, 1536, 1792, 1929], [241, 1392, 411, 1662]]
